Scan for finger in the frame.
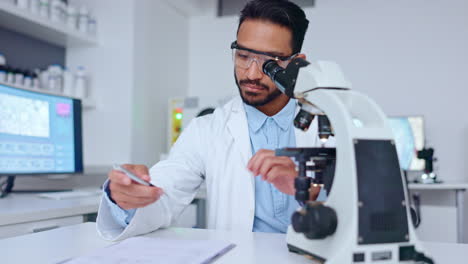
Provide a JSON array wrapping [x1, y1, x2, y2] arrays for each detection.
[[109, 170, 132, 185], [122, 164, 151, 182], [117, 200, 154, 210], [258, 156, 295, 180], [247, 149, 270, 170], [265, 166, 296, 183], [110, 181, 163, 199], [112, 189, 160, 207], [119, 198, 157, 210], [253, 150, 276, 176], [247, 152, 259, 171], [249, 150, 275, 175], [117, 201, 134, 210], [309, 185, 321, 201]]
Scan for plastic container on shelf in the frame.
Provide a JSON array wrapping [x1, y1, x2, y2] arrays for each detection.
[[15, 0, 28, 9], [13, 68, 24, 86], [29, 0, 40, 14], [77, 6, 88, 34], [74, 66, 87, 98], [39, 69, 49, 89], [59, 0, 67, 22], [50, 0, 61, 22], [23, 70, 33, 88], [66, 5, 77, 29], [32, 71, 40, 89], [47, 64, 63, 93], [0, 53, 6, 66], [6, 67, 15, 84], [39, 0, 49, 19], [0, 65, 6, 83], [62, 67, 73, 96], [88, 13, 97, 36]]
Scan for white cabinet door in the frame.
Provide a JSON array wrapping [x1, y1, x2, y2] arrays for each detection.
[[0, 215, 84, 239]]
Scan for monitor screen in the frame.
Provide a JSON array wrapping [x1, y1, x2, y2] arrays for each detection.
[[388, 116, 425, 171], [0, 84, 83, 175]]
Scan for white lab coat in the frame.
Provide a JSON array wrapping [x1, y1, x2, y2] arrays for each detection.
[[97, 96, 329, 241]]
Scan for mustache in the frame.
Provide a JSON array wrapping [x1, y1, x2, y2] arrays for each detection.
[[239, 79, 269, 90]]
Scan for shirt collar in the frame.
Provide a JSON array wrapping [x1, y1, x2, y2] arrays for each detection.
[[244, 99, 296, 132]]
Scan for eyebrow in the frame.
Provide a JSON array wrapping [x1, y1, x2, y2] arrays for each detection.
[[237, 42, 288, 57]]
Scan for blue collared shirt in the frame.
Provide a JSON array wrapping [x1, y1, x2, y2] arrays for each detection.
[[244, 99, 302, 233], [103, 180, 136, 227]]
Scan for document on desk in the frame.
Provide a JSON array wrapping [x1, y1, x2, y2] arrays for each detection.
[[63, 236, 235, 264]]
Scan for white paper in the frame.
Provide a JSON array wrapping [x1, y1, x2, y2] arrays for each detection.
[[64, 236, 235, 264]]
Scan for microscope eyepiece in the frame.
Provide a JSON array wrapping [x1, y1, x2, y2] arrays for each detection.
[[262, 60, 285, 81], [262, 58, 309, 98], [262, 60, 287, 94]]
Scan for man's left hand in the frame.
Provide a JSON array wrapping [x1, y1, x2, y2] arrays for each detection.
[[247, 149, 297, 195]]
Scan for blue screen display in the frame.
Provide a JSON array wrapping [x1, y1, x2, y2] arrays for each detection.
[[388, 116, 425, 171], [0, 84, 80, 174]]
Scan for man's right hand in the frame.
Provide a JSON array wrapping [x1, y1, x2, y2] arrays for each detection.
[[108, 164, 164, 210]]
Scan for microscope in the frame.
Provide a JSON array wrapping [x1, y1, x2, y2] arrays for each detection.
[[417, 147, 439, 184], [262, 59, 434, 263]]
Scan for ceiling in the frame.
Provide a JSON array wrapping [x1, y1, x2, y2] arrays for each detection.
[[163, 0, 315, 17]]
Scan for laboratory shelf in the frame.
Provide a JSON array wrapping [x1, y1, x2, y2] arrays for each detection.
[[0, 81, 96, 110], [0, 1, 97, 47]]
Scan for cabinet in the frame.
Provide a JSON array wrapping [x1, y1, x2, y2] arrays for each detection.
[[0, 215, 83, 239], [0, 192, 100, 239]]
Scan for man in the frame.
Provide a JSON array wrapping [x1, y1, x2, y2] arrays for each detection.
[[97, 0, 328, 241]]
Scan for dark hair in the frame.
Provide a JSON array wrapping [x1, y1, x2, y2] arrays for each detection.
[[238, 0, 309, 54]]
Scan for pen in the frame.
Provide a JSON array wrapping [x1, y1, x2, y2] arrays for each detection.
[[112, 164, 155, 187]]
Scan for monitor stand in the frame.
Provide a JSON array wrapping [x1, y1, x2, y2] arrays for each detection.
[[0, 176, 15, 198], [0, 176, 72, 198]]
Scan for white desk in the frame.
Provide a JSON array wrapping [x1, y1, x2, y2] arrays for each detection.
[[0, 189, 204, 238], [1, 222, 467, 264], [408, 183, 468, 243], [0, 192, 101, 238]]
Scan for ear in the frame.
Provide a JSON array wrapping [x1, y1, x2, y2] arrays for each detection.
[[296, 53, 307, 60]]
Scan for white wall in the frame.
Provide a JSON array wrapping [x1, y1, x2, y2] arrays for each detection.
[[131, 0, 189, 166], [67, 0, 136, 166], [188, 0, 468, 242], [188, 15, 238, 105]]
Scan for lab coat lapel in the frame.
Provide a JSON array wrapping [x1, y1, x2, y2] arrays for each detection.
[[226, 98, 253, 165], [225, 98, 255, 230]]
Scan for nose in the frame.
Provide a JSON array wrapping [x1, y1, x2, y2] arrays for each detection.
[[246, 59, 263, 80]]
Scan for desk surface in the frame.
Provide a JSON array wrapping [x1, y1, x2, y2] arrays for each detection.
[[408, 182, 468, 191], [1, 222, 467, 264], [0, 192, 101, 226]]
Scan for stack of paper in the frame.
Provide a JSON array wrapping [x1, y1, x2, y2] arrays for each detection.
[[64, 236, 235, 264]]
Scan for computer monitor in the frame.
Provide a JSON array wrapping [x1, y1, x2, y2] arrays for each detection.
[[0, 83, 83, 176], [388, 116, 425, 171]]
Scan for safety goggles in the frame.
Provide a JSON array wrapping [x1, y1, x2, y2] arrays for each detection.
[[231, 41, 297, 72]]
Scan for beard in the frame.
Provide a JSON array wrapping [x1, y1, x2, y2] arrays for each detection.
[[234, 72, 282, 107]]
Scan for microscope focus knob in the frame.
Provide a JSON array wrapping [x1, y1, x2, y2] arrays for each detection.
[[294, 177, 311, 203], [292, 203, 337, 239]]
